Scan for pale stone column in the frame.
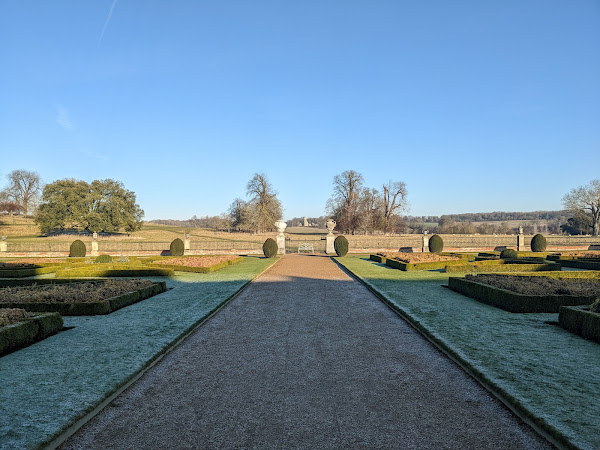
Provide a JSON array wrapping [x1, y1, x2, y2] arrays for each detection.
[[517, 226, 525, 251], [0, 236, 7, 253], [325, 219, 336, 254], [184, 233, 191, 254], [422, 232, 429, 253], [275, 220, 287, 254], [91, 232, 99, 256]]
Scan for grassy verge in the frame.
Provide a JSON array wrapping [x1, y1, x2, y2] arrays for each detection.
[[0, 256, 277, 449], [336, 255, 600, 450]]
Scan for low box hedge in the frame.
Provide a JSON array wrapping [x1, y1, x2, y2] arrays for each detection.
[[444, 260, 561, 273], [559, 306, 600, 343], [0, 312, 63, 356], [447, 277, 594, 313], [148, 256, 243, 274], [0, 266, 61, 278], [555, 259, 600, 270], [0, 281, 167, 316], [0, 278, 101, 288], [385, 258, 466, 271], [54, 266, 174, 278], [369, 254, 386, 264]]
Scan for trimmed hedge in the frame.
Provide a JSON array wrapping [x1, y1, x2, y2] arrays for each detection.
[[500, 249, 518, 259], [444, 260, 561, 273], [447, 277, 594, 313], [170, 238, 185, 257], [95, 254, 113, 264], [369, 254, 386, 264], [54, 267, 175, 278], [149, 256, 243, 274], [554, 259, 600, 270], [428, 234, 444, 253], [70, 240, 87, 257], [0, 281, 167, 316], [0, 266, 60, 278], [263, 238, 278, 258], [0, 312, 63, 356], [531, 234, 547, 252], [334, 235, 349, 257], [386, 258, 465, 271], [559, 306, 600, 343]]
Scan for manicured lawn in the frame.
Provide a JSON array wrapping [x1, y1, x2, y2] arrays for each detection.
[[0, 256, 276, 449], [337, 255, 600, 450]]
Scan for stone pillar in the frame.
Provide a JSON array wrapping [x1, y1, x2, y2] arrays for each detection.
[[0, 236, 7, 253], [275, 220, 287, 254], [325, 219, 337, 254], [422, 232, 429, 253], [517, 227, 525, 251], [184, 233, 191, 253], [91, 232, 99, 256]]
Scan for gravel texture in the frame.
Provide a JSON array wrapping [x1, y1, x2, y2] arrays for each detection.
[[61, 254, 550, 449]]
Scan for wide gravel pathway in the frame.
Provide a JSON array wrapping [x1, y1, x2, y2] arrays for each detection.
[[61, 254, 550, 449]]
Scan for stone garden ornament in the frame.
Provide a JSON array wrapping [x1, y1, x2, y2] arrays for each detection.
[[326, 219, 336, 235]]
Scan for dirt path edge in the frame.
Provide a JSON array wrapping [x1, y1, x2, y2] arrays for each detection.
[[333, 256, 573, 450]]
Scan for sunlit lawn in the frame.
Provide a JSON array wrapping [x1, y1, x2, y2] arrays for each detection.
[[337, 255, 600, 450]]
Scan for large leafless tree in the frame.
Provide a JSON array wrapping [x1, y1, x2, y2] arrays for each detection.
[[382, 180, 408, 233], [245, 173, 283, 233], [562, 179, 600, 236], [328, 170, 364, 234], [2, 169, 43, 215]]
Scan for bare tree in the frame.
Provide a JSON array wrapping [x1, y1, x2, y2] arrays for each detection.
[[4, 169, 42, 215], [382, 181, 408, 233], [245, 173, 282, 233], [327, 170, 364, 234], [562, 179, 600, 236]]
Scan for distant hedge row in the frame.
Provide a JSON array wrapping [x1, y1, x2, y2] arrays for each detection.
[[0, 312, 63, 356]]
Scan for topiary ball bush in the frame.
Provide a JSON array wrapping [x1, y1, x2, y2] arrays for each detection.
[[170, 238, 185, 256], [70, 240, 87, 257], [334, 235, 349, 257], [531, 234, 547, 252], [500, 248, 518, 259], [95, 254, 113, 264], [428, 234, 444, 253], [263, 238, 278, 258]]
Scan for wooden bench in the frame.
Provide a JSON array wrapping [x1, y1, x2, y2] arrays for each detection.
[[298, 243, 314, 253]]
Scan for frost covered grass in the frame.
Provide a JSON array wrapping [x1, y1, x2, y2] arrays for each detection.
[[337, 255, 600, 450], [0, 256, 276, 449]]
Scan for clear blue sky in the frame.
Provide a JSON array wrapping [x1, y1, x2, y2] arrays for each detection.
[[1, 1, 598, 221]]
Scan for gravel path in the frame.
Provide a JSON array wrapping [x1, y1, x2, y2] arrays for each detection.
[[61, 254, 551, 449]]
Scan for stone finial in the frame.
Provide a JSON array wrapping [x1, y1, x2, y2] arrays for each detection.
[[275, 220, 287, 236], [92, 232, 98, 241], [326, 219, 336, 235]]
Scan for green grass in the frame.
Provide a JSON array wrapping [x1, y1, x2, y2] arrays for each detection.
[[336, 255, 600, 450], [0, 256, 276, 449]]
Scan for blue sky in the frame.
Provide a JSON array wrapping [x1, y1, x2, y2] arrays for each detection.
[[1, 1, 598, 221]]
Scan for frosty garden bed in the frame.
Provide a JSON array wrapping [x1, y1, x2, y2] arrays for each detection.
[[0, 256, 276, 449], [336, 255, 600, 450]]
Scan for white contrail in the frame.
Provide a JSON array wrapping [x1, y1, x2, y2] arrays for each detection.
[[98, 0, 119, 47]]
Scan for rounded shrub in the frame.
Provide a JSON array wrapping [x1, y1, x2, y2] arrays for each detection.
[[428, 234, 444, 253], [170, 238, 185, 256], [334, 235, 349, 257], [500, 248, 518, 259], [95, 254, 113, 264], [262, 238, 278, 258], [69, 240, 86, 257], [531, 234, 547, 252]]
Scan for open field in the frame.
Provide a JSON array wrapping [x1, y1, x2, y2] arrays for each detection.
[[336, 255, 600, 449]]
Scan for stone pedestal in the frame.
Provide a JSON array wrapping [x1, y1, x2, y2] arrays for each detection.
[[277, 235, 286, 255], [326, 235, 335, 254], [184, 234, 191, 253], [422, 235, 429, 253], [517, 233, 525, 251], [0, 238, 7, 253], [91, 241, 99, 256]]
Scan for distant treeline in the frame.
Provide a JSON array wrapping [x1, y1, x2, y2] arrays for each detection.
[[406, 210, 568, 223], [150, 215, 232, 231]]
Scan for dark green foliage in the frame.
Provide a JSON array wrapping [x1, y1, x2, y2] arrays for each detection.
[[554, 259, 600, 270], [0, 266, 58, 278], [592, 299, 600, 313], [262, 238, 278, 258], [334, 235, 349, 257], [370, 254, 386, 264], [170, 238, 185, 256], [559, 305, 600, 343], [69, 240, 86, 257], [95, 254, 113, 264], [500, 249, 518, 259], [531, 234, 547, 252], [54, 267, 174, 278], [428, 234, 444, 253], [448, 277, 593, 313], [0, 313, 63, 356]]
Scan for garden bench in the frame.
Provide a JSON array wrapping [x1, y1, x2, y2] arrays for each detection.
[[298, 243, 314, 253]]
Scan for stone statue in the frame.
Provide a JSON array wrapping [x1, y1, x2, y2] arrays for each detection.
[[275, 220, 287, 236], [326, 219, 336, 235]]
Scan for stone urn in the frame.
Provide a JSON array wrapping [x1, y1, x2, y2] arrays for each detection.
[[326, 219, 336, 235], [275, 220, 287, 237]]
